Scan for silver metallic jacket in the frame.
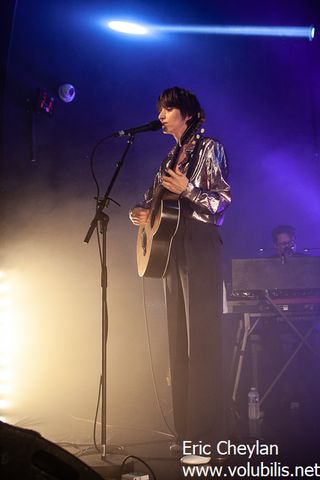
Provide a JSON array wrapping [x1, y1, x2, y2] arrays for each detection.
[[140, 136, 231, 225]]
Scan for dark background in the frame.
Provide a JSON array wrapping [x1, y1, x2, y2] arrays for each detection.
[[0, 0, 319, 466]]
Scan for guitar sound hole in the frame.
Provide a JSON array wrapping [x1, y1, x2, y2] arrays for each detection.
[[142, 230, 147, 256]]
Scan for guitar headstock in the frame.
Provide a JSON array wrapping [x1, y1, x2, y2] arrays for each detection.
[[179, 112, 204, 147]]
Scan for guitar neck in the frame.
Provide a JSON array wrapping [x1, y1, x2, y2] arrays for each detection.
[[150, 115, 203, 211]]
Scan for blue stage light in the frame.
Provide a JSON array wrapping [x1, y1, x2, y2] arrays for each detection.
[[154, 24, 315, 41], [107, 21, 148, 35], [106, 20, 315, 41]]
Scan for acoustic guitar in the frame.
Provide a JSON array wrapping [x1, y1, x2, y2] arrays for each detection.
[[136, 116, 203, 278]]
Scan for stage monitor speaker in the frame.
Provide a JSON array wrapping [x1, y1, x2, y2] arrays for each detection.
[[0, 421, 103, 480]]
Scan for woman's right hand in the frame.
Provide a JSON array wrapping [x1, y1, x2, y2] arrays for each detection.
[[129, 207, 149, 226]]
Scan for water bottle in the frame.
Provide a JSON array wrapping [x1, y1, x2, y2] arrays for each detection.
[[248, 387, 260, 420]]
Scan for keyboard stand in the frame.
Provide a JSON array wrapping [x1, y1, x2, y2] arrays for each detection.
[[229, 293, 320, 408]]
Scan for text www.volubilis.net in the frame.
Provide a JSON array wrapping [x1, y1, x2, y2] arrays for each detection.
[[182, 462, 320, 478]]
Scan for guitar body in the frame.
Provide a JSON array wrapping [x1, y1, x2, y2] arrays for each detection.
[[136, 113, 203, 278], [137, 198, 180, 278]]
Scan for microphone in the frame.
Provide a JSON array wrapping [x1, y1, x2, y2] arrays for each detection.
[[112, 119, 162, 137], [284, 241, 295, 255]]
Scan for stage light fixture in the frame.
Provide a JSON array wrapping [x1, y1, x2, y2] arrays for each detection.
[[58, 83, 76, 103], [310, 26, 315, 39], [36, 89, 54, 115], [0, 272, 13, 419]]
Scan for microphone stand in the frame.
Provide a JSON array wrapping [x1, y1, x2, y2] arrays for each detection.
[[84, 134, 135, 461]]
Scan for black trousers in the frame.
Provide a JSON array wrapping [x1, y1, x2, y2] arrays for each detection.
[[164, 216, 225, 445]]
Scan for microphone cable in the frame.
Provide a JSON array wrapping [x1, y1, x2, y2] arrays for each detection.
[[140, 276, 177, 440]]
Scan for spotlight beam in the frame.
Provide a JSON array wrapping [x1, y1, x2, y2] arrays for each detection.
[[153, 25, 315, 41], [106, 20, 315, 41]]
